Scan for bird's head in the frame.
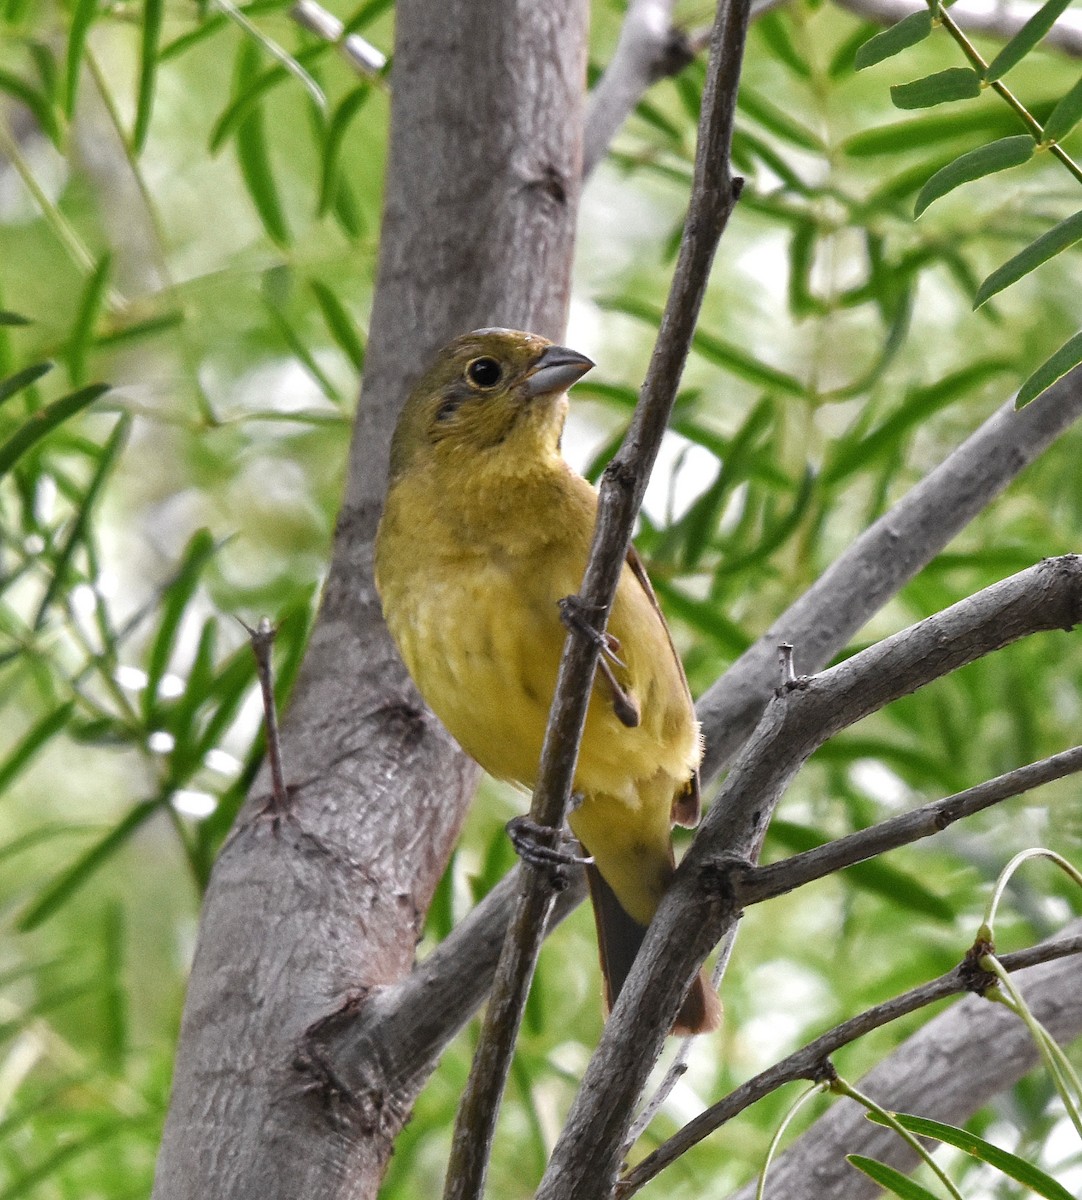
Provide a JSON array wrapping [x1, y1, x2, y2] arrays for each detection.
[[388, 328, 594, 481]]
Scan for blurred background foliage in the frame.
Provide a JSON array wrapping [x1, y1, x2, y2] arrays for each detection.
[[0, 0, 1080, 1196]]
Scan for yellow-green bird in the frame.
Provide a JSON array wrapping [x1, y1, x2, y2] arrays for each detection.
[[375, 328, 720, 1035]]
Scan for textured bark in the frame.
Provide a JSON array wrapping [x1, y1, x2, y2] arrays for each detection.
[[151, 2, 587, 1197]]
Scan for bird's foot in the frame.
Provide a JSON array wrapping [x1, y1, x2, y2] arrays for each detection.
[[557, 596, 640, 728], [506, 816, 593, 889]]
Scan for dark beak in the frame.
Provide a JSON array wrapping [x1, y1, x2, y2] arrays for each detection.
[[523, 344, 594, 398]]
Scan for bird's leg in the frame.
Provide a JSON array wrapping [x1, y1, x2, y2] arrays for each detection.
[[506, 815, 594, 887], [557, 596, 641, 728]]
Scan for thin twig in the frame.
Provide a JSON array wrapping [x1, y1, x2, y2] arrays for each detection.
[[243, 617, 290, 819], [289, 0, 388, 79], [736, 744, 1082, 906], [833, 0, 1082, 59], [618, 932, 1082, 1195], [441, 0, 751, 1194], [625, 925, 739, 1147]]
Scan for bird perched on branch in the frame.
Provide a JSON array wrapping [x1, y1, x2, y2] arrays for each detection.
[[375, 328, 720, 1036]]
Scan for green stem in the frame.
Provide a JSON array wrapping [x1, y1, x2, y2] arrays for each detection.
[[937, 10, 1082, 188]]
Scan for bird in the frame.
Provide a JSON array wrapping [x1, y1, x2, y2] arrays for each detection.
[[374, 327, 721, 1036]]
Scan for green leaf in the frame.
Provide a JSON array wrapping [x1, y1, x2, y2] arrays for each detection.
[[319, 84, 371, 214], [855, 11, 932, 71], [0, 703, 74, 796], [984, 0, 1073, 82], [891, 67, 981, 110], [1042, 75, 1082, 143], [0, 311, 31, 326], [0, 68, 59, 146], [975, 209, 1082, 307], [823, 359, 1012, 483], [738, 87, 822, 151], [233, 42, 292, 247], [0, 361, 53, 407], [0, 382, 109, 477], [65, 0, 99, 115], [601, 297, 806, 397], [757, 11, 812, 79], [94, 309, 184, 347], [144, 529, 217, 721], [914, 135, 1034, 217], [847, 1155, 944, 1200], [132, 0, 164, 151], [1015, 329, 1082, 408], [34, 415, 130, 628], [67, 254, 112, 385], [845, 107, 1020, 157], [310, 280, 365, 371], [17, 800, 161, 930], [878, 1114, 1075, 1200], [210, 64, 289, 153]]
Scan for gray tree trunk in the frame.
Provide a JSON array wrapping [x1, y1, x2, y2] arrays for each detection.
[[151, 3, 587, 1196]]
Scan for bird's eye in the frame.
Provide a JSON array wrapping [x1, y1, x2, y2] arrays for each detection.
[[466, 357, 503, 388]]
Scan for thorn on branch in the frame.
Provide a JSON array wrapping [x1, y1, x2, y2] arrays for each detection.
[[240, 615, 293, 829]]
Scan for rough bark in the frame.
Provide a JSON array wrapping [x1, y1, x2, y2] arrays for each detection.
[[151, 2, 587, 1197]]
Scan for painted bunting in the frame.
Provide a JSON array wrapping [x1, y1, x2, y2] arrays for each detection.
[[375, 328, 720, 1035]]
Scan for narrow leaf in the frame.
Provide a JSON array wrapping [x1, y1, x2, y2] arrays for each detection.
[[0, 703, 74, 795], [318, 84, 370, 214], [0, 69, 59, 146], [17, 800, 161, 930], [209, 64, 288, 153], [34, 415, 130, 627], [891, 67, 981, 110], [847, 1156, 944, 1200], [846, 107, 1020, 157], [144, 528, 216, 721], [235, 101, 291, 246], [65, 0, 99, 115], [915, 135, 1034, 217], [1016, 330, 1082, 408], [0, 361, 53, 407], [975, 209, 1082, 307], [984, 0, 1073, 82], [879, 1113, 1075, 1200], [310, 281, 365, 370], [67, 254, 112, 385], [1043, 75, 1082, 143], [855, 11, 932, 71], [132, 0, 165, 151], [0, 383, 109, 477]]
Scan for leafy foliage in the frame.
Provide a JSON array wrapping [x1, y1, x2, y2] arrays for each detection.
[[0, 0, 1079, 1197]]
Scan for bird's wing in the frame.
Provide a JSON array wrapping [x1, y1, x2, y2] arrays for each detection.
[[624, 545, 701, 828]]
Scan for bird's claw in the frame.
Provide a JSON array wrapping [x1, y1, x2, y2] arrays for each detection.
[[506, 816, 593, 886], [558, 596, 640, 728]]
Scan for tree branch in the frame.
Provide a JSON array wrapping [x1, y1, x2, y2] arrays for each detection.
[[535, 556, 1082, 1199], [738, 744, 1082, 906], [698, 366, 1082, 782], [724, 928, 1082, 1200], [834, 0, 1082, 58], [442, 0, 751, 1192], [621, 927, 1082, 1194]]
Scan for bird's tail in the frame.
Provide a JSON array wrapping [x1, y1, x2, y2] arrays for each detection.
[[585, 863, 721, 1036]]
